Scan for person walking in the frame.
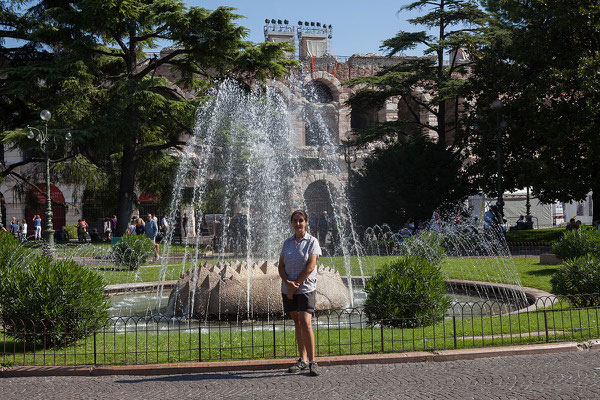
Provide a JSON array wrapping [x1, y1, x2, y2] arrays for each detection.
[[145, 213, 160, 261], [317, 210, 329, 248], [32, 214, 42, 240], [278, 210, 322, 376], [103, 217, 112, 240], [10, 217, 19, 239], [19, 218, 27, 242], [134, 217, 145, 235], [161, 215, 169, 233], [127, 216, 137, 235]]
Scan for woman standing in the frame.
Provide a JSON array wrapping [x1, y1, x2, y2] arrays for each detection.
[[278, 210, 322, 376], [103, 217, 112, 240], [33, 215, 42, 240], [20, 218, 28, 242], [134, 217, 145, 235]]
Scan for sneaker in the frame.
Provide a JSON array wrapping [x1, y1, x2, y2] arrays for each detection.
[[308, 361, 320, 376], [287, 358, 308, 373]]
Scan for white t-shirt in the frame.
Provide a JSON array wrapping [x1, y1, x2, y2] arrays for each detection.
[[280, 232, 321, 294]]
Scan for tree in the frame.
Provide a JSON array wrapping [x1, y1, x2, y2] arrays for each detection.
[[0, 1, 295, 235], [461, 0, 600, 221], [345, 0, 487, 223], [351, 134, 469, 227], [346, 0, 488, 148]]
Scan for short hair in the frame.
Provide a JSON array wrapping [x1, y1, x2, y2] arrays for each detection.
[[290, 210, 308, 222]]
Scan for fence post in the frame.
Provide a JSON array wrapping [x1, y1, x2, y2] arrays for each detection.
[[273, 320, 276, 358], [452, 316, 457, 349], [198, 323, 202, 362], [93, 331, 97, 365], [543, 309, 549, 343], [380, 322, 384, 352]]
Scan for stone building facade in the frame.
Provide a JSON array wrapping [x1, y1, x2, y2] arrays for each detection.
[[0, 22, 437, 235]]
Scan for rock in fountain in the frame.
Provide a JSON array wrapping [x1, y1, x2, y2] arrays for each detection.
[[169, 260, 350, 317]]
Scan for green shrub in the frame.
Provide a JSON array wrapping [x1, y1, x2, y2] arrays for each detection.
[[397, 232, 446, 265], [0, 232, 34, 267], [63, 225, 78, 240], [112, 234, 153, 270], [363, 256, 451, 328], [0, 254, 109, 347], [551, 254, 600, 307], [552, 229, 600, 261]]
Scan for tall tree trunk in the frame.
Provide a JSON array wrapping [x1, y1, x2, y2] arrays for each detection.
[[116, 142, 137, 236]]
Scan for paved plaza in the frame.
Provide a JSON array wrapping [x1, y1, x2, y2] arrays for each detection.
[[2, 348, 600, 399]]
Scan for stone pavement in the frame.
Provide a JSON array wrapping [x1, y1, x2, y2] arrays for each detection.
[[2, 348, 600, 399]]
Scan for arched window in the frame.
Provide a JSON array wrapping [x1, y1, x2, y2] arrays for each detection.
[[304, 180, 334, 228], [350, 105, 378, 130], [303, 80, 334, 103], [25, 185, 66, 231]]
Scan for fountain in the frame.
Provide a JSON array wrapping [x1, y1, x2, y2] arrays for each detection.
[[19, 79, 529, 320], [168, 260, 349, 318], [158, 79, 360, 318]]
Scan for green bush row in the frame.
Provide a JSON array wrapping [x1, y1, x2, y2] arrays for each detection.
[[551, 229, 600, 304], [0, 233, 109, 347]]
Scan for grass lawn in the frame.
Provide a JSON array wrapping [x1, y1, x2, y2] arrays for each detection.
[[94, 255, 557, 294], [1, 253, 579, 367], [2, 299, 595, 366]]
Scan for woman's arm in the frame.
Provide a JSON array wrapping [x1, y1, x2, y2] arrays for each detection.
[[278, 255, 299, 299], [294, 254, 319, 285]]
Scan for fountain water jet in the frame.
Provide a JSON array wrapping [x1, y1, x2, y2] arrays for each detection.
[[158, 79, 360, 318]]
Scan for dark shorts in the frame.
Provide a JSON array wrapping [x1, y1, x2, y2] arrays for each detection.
[[282, 291, 316, 314]]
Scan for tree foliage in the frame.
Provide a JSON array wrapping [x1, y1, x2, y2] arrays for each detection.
[[1, 1, 295, 233], [460, 0, 600, 220], [350, 135, 469, 226], [346, 0, 488, 147]]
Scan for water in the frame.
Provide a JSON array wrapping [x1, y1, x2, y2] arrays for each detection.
[[8, 79, 528, 321], [109, 287, 521, 322], [158, 79, 364, 317]]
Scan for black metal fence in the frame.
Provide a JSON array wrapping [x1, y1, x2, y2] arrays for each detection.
[[1, 295, 599, 366]]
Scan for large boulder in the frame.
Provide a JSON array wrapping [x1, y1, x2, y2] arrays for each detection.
[[168, 260, 350, 317]]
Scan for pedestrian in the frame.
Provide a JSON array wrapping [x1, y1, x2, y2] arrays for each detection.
[[127, 216, 137, 235], [161, 215, 169, 233], [135, 217, 145, 235], [566, 218, 576, 231], [111, 215, 117, 233], [182, 213, 188, 238], [317, 210, 329, 247], [19, 218, 27, 242], [145, 213, 160, 261], [33, 214, 42, 240], [104, 217, 112, 239], [10, 217, 18, 239], [278, 209, 322, 376]]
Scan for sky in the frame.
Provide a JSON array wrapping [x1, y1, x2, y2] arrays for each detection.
[[184, 1, 427, 56], [4, 1, 429, 56]]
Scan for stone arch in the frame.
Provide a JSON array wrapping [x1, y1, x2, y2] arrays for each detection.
[[25, 184, 66, 232], [267, 79, 294, 105], [302, 71, 342, 103]]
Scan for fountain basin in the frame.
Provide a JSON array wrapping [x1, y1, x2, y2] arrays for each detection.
[[167, 260, 350, 318]]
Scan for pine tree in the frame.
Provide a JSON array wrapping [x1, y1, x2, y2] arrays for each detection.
[[1, 1, 295, 234]]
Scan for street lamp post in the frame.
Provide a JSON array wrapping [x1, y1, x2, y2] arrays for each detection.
[[26, 110, 71, 252], [342, 133, 357, 177], [491, 99, 507, 219]]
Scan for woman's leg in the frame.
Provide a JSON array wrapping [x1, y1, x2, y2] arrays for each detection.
[[290, 311, 307, 361], [296, 311, 315, 361]]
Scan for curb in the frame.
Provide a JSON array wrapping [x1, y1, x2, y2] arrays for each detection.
[[2, 341, 594, 378]]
